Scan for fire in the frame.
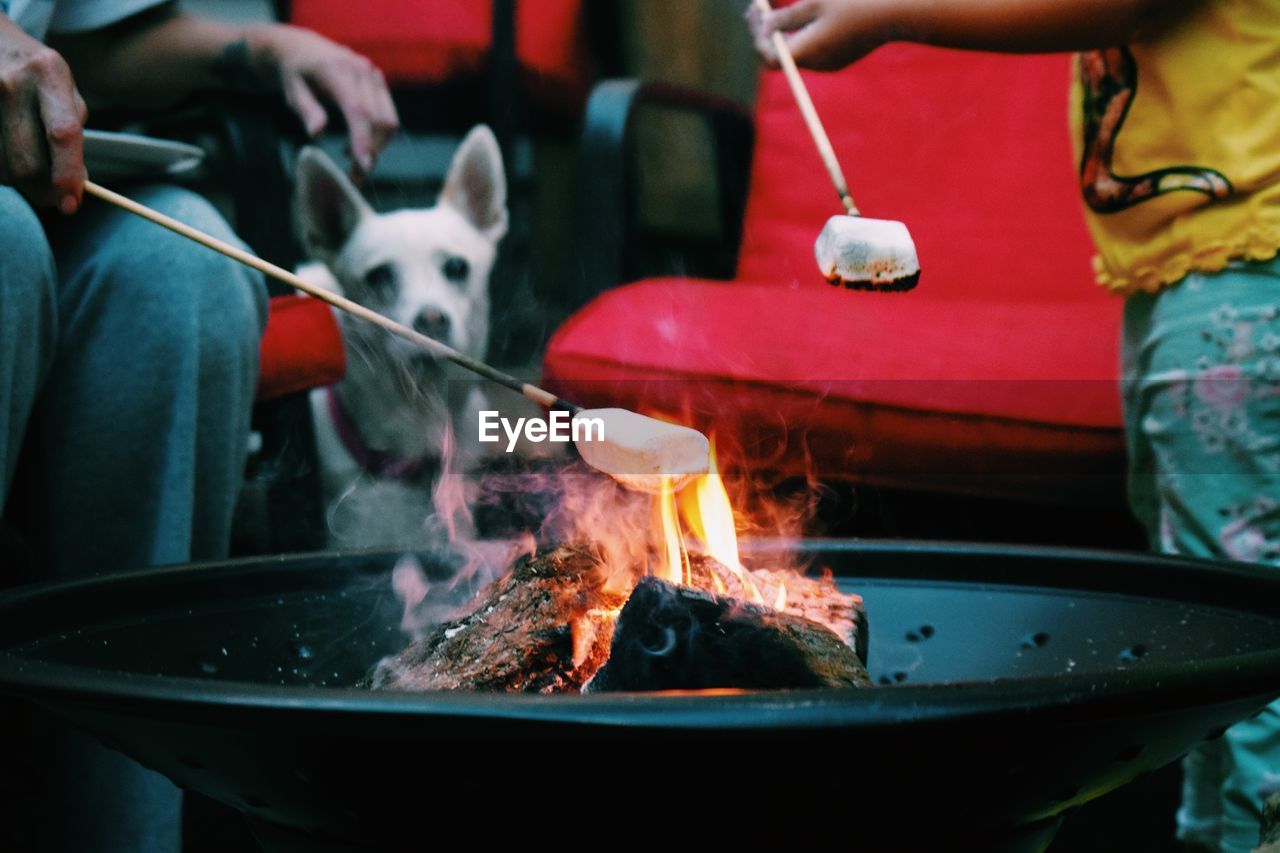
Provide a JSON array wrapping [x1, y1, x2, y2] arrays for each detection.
[[374, 413, 869, 695], [657, 476, 691, 586], [656, 437, 776, 607], [418, 410, 793, 635]]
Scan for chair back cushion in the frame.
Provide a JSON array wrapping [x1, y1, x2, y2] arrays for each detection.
[[290, 0, 589, 113], [543, 48, 1127, 502], [739, 46, 1099, 302]]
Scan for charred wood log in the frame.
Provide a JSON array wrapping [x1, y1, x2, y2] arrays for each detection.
[[364, 546, 871, 694], [585, 576, 872, 692], [686, 555, 868, 665], [362, 546, 626, 693]]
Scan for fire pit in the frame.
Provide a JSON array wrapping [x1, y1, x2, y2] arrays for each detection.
[[1, 540, 1279, 851]]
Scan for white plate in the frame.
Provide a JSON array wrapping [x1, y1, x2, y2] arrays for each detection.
[[83, 129, 205, 180]]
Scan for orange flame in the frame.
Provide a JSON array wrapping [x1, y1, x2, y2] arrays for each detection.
[[649, 438, 781, 606], [678, 440, 765, 604], [658, 476, 691, 585]]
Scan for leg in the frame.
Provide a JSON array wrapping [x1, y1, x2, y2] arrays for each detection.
[[0, 189, 57, 853], [23, 184, 267, 571], [1123, 259, 1280, 852], [18, 185, 266, 853], [0, 188, 57, 510]]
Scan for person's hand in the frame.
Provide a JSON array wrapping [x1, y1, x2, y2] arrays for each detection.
[[0, 16, 87, 212], [746, 0, 891, 72], [250, 25, 398, 182]]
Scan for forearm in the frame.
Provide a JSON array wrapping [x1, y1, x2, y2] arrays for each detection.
[[872, 0, 1198, 53], [51, 8, 281, 108], [756, 0, 1205, 72]]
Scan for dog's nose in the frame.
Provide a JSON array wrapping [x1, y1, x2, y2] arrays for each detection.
[[413, 308, 452, 341]]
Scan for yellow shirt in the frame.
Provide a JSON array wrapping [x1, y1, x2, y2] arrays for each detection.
[[1069, 0, 1280, 295]]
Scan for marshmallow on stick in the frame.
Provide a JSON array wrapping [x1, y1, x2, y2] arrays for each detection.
[[81, 180, 711, 491], [573, 408, 710, 493], [815, 216, 921, 292], [755, 0, 921, 292]]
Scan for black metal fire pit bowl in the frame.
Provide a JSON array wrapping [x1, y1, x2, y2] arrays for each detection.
[[2, 540, 1280, 852]]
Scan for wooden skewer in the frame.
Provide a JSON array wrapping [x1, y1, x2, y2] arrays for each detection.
[[82, 180, 572, 413], [753, 0, 859, 216]]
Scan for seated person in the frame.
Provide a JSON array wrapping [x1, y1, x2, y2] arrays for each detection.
[[0, 1, 396, 849]]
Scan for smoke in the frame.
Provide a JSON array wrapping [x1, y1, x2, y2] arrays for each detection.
[[383, 412, 825, 648]]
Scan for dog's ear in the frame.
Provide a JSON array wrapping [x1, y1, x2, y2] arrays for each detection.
[[441, 125, 508, 243], [295, 147, 372, 263]]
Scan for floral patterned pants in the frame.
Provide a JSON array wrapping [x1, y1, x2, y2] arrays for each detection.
[[1123, 257, 1280, 852]]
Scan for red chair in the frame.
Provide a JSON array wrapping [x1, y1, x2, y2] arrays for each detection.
[[279, 0, 605, 360], [545, 47, 1128, 509], [286, 0, 592, 134], [256, 294, 345, 405]]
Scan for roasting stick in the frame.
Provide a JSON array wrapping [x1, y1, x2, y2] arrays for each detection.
[[752, 0, 857, 216], [753, 0, 920, 292], [83, 180, 557, 409], [82, 180, 710, 488]]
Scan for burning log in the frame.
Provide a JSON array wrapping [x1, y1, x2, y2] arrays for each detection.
[[585, 576, 871, 692], [685, 557, 868, 665], [362, 546, 626, 693], [363, 546, 870, 695]]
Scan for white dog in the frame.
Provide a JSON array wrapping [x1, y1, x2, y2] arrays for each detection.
[[295, 127, 507, 549]]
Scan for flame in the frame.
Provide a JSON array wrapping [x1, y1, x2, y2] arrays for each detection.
[[371, 404, 871, 700], [773, 581, 787, 610], [389, 415, 806, 661], [571, 608, 619, 669], [658, 476, 691, 586], [675, 440, 765, 604]]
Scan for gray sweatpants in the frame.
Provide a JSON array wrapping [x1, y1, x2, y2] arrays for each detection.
[[0, 184, 267, 851]]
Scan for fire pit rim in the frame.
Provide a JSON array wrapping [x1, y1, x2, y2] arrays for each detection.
[[1, 539, 1279, 731], [1, 656, 1276, 730]]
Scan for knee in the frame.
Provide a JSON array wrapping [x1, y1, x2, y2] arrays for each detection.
[[116, 186, 268, 363], [135, 186, 267, 321], [0, 188, 56, 315]]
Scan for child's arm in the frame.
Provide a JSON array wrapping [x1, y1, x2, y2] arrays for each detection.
[[748, 0, 1202, 71]]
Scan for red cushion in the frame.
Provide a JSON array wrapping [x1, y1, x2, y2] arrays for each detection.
[[290, 0, 589, 114], [256, 295, 346, 402], [544, 279, 1123, 500], [543, 48, 1127, 502], [739, 47, 1097, 302]]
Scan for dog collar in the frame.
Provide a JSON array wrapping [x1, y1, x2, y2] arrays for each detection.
[[325, 388, 439, 483]]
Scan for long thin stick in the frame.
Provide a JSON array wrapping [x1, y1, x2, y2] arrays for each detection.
[[83, 180, 571, 412], [753, 0, 859, 216]]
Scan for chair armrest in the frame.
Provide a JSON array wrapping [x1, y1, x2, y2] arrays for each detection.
[[256, 294, 346, 403], [571, 79, 754, 309]]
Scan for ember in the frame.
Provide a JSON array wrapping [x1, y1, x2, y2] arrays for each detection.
[[363, 546, 622, 692], [364, 432, 871, 693]]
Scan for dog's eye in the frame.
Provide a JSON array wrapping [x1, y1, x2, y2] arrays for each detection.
[[442, 256, 470, 284], [363, 264, 396, 296]]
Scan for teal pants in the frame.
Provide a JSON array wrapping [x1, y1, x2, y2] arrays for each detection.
[[1124, 256, 1280, 852], [0, 185, 266, 851]]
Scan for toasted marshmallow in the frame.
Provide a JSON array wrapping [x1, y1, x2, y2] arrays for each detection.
[[573, 408, 709, 492], [815, 215, 920, 291]]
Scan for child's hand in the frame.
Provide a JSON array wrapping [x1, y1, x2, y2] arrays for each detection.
[[746, 0, 891, 72]]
